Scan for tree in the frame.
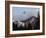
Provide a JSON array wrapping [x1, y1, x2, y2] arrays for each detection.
[[34, 11, 40, 29], [37, 11, 40, 29], [38, 11, 40, 19]]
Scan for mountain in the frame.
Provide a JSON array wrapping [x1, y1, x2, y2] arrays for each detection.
[[20, 16, 37, 23], [13, 16, 40, 30]]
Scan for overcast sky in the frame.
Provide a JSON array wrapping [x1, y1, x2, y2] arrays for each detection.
[[12, 7, 40, 21]]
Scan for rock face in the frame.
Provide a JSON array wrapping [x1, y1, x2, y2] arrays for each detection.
[[13, 16, 40, 30], [20, 16, 39, 30]]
